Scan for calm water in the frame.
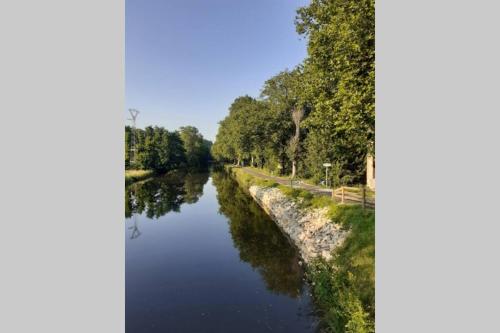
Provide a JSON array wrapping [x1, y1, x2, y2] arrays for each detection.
[[125, 169, 319, 332]]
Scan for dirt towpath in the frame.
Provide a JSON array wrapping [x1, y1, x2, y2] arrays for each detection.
[[239, 167, 375, 208], [240, 167, 333, 197]]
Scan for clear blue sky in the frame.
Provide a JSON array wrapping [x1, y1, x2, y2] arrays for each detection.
[[126, 0, 309, 141]]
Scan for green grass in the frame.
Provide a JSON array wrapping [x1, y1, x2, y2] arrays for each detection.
[[247, 166, 324, 187], [276, 185, 339, 213], [227, 165, 375, 332], [125, 169, 154, 186], [229, 166, 279, 189], [247, 166, 275, 176], [341, 186, 376, 199], [309, 205, 375, 333]]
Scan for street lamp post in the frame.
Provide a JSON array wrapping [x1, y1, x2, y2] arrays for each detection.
[[323, 162, 332, 187]]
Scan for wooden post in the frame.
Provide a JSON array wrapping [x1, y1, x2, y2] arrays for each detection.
[[341, 187, 345, 204], [331, 180, 335, 201], [362, 186, 366, 210]]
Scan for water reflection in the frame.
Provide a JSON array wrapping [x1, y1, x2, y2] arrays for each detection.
[[125, 169, 318, 332], [212, 171, 305, 298], [128, 215, 141, 239], [125, 171, 210, 219]]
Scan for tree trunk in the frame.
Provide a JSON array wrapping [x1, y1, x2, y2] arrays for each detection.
[[251, 156, 254, 167], [290, 107, 304, 179]]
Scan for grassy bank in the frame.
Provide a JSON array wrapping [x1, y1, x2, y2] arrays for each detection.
[[125, 169, 154, 186], [227, 165, 375, 333], [246, 166, 376, 199]]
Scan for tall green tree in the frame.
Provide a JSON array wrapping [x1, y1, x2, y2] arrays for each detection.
[[296, 0, 375, 183], [160, 130, 187, 172], [212, 0, 374, 184], [212, 118, 236, 163], [211, 96, 263, 166], [260, 67, 309, 175], [137, 126, 159, 170], [178, 126, 211, 169]]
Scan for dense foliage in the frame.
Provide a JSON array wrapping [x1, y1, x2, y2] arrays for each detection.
[[212, 0, 374, 185], [125, 125, 212, 172], [179, 126, 212, 169]]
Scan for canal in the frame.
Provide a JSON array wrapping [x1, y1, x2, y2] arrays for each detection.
[[125, 169, 319, 332]]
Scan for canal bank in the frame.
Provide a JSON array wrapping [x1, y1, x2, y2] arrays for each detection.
[[248, 185, 347, 263], [227, 165, 375, 333]]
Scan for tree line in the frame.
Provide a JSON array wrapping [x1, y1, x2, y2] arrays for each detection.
[[125, 125, 212, 172], [212, 0, 374, 185]]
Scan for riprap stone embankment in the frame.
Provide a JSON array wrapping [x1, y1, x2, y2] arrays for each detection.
[[248, 185, 348, 263]]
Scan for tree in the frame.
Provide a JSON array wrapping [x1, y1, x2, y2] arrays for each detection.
[[261, 67, 309, 175], [287, 107, 305, 178], [212, 0, 374, 184], [211, 118, 236, 163], [163, 131, 187, 171], [137, 126, 158, 170], [296, 0, 375, 183], [179, 126, 209, 169], [211, 96, 263, 166]]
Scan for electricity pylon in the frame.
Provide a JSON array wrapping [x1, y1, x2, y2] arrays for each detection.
[[127, 109, 141, 239], [129, 214, 141, 239], [128, 184, 141, 239], [128, 108, 140, 167]]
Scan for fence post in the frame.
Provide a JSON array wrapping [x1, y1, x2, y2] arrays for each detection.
[[331, 180, 335, 201], [341, 187, 345, 204], [362, 186, 366, 210]]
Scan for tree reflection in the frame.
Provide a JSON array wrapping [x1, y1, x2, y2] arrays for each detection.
[[183, 173, 210, 204], [125, 171, 210, 219], [212, 171, 305, 298]]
